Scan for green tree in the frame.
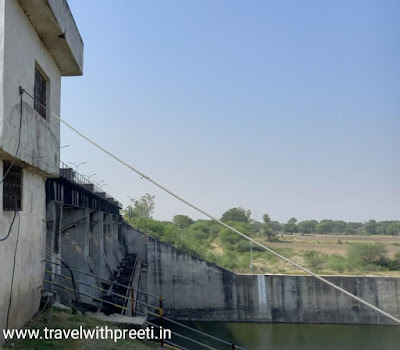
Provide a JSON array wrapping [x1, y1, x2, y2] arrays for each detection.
[[376, 221, 391, 235], [297, 220, 318, 234], [262, 214, 271, 224], [347, 243, 388, 267], [221, 207, 251, 223], [188, 222, 210, 240], [127, 193, 155, 219], [262, 213, 275, 240], [344, 222, 363, 235], [173, 215, 194, 229], [389, 252, 400, 270], [386, 222, 400, 236], [219, 222, 251, 248], [315, 220, 335, 234], [364, 220, 377, 235], [284, 218, 297, 234], [123, 205, 135, 221], [269, 221, 282, 233], [332, 221, 346, 234]]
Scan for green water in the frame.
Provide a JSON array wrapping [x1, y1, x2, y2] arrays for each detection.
[[171, 322, 400, 350]]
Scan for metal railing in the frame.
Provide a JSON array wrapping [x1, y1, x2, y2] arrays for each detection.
[[59, 161, 118, 206], [44, 260, 247, 350]]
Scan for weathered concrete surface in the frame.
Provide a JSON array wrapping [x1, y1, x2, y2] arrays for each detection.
[[103, 213, 124, 271], [0, 0, 83, 177], [123, 223, 400, 325], [59, 207, 99, 305], [45, 203, 126, 308], [0, 0, 83, 344], [0, 164, 46, 340], [89, 313, 147, 328], [17, 0, 84, 76], [1, 0, 61, 176]]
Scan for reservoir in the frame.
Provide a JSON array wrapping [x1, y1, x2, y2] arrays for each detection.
[[169, 322, 400, 350]]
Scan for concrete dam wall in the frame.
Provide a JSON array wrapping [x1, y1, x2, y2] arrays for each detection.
[[45, 200, 126, 306], [122, 223, 400, 325]]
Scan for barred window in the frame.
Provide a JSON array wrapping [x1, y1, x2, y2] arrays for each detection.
[[34, 68, 47, 119], [3, 162, 22, 211]]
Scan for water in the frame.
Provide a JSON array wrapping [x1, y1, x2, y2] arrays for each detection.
[[166, 321, 400, 350]]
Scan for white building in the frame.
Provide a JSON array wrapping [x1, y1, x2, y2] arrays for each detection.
[[0, 0, 83, 338]]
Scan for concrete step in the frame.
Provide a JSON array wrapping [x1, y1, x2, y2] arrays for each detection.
[[87, 312, 146, 328]]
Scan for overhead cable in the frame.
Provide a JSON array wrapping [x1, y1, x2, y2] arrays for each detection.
[[21, 88, 400, 325]]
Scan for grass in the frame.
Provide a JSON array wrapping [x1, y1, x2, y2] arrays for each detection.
[[1, 308, 159, 350], [210, 234, 400, 276], [127, 217, 400, 276]]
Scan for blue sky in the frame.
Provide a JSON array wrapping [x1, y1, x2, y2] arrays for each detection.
[[60, 0, 400, 223]]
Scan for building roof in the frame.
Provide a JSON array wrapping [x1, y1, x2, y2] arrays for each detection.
[[17, 0, 84, 76]]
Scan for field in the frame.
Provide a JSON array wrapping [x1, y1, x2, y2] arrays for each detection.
[[126, 216, 400, 277], [271, 234, 400, 257], [218, 234, 400, 276]]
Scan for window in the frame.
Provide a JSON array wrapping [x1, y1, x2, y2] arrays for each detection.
[[3, 162, 23, 211], [34, 67, 47, 119]]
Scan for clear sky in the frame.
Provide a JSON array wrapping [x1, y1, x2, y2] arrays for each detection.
[[60, 0, 400, 223]]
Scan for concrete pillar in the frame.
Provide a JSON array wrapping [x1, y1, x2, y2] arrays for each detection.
[[60, 208, 99, 306], [103, 213, 124, 273], [45, 201, 63, 282], [90, 211, 108, 278]]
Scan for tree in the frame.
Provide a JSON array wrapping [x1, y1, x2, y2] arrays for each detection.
[[221, 207, 251, 223], [315, 220, 335, 234], [345, 222, 363, 235], [123, 205, 135, 221], [269, 221, 282, 232], [262, 214, 271, 224], [364, 220, 377, 235], [347, 243, 388, 266], [284, 218, 297, 234], [128, 193, 155, 219], [332, 221, 346, 234], [297, 220, 318, 234], [262, 213, 274, 240], [387, 222, 400, 236], [173, 215, 194, 229]]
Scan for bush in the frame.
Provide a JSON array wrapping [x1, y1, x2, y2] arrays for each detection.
[[219, 251, 239, 269], [219, 227, 242, 246], [327, 254, 349, 273], [389, 252, 400, 270], [304, 251, 327, 270], [347, 243, 388, 268], [162, 224, 181, 244]]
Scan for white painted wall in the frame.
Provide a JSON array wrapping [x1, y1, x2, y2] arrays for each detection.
[[0, 0, 82, 341], [0, 159, 46, 340], [0, 0, 61, 176]]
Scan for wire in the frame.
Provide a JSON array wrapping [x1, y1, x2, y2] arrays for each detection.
[[3, 89, 23, 329], [45, 246, 85, 314], [5, 195, 21, 330], [0, 195, 18, 242], [0, 88, 23, 186], [21, 88, 400, 325]]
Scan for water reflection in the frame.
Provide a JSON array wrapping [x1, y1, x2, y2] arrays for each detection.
[[172, 321, 399, 350]]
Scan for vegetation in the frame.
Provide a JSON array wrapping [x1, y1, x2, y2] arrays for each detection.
[[123, 195, 400, 276], [125, 193, 155, 220]]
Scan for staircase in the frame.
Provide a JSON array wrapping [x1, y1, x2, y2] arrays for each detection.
[[101, 253, 141, 315]]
